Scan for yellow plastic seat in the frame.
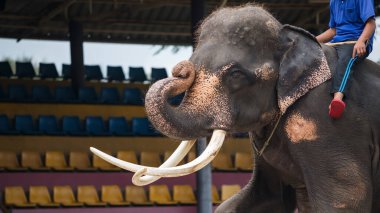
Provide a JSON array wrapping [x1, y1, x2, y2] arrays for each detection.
[[221, 185, 241, 201], [235, 152, 254, 171], [53, 185, 83, 207], [77, 185, 106, 206], [69, 151, 96, 171], [0, 151, 26, 171], [149, 185, 177, 205], [101, 185, 130, 206], [173, 185, 197, 205], [5, 186, 36, 207], [164, 151, 184, 165], [29, 186, 60, 207], [45, 151, 73, 171], [117, 150, 138, 164], [140, 151, 162, 167], [125, 185, 153, 205], [93, 150, 120, 171], [212, 185, 222, 204], [212, 153, 236, 171], [21, 151, 49, 171]]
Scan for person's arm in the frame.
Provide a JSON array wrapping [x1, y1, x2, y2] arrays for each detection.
[[316, 28, 336, 43], [353, 18, 376, 58]]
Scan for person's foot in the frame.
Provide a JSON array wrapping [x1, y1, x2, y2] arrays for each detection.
[[329, 99, 346, 119]]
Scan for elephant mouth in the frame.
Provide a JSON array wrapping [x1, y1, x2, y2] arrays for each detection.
[[90, 129, 226, 186]]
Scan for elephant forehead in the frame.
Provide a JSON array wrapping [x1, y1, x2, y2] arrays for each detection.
[[284, 112, 318, 144]]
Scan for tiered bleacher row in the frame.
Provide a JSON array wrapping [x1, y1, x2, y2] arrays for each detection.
[[4, 184, 241, 207], [0, 150, 253, 171], [0, 60, 251, 212], [0, 61, 168, 82]]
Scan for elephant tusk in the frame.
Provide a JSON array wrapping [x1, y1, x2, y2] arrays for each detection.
[[90, 129, 226, 186]]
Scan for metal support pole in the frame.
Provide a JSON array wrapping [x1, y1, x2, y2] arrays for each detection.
[[196, 138, 212, 213], [69, 20, 85, 93]]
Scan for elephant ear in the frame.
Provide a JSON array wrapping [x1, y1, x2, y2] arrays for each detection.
[[277, 25, 331, 114]]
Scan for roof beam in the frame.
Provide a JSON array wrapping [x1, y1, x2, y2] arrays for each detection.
[[39, 0, 76, 25]]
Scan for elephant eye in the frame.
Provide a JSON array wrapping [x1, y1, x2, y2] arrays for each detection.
[[226, 69, 250, 92]]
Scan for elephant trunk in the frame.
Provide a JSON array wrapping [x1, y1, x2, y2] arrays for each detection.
[[145, 60, 202, 140]]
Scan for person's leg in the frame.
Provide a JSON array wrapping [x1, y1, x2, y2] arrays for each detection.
[[329, 44, 354, 119]]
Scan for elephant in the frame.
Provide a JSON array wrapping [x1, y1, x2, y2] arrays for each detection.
[[91, 4, 380, 213]]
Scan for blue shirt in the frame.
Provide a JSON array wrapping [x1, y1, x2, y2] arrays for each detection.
[[329, 0, 375, 54]]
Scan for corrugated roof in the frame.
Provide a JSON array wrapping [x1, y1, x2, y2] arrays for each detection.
[[0, 0, 369, 45]]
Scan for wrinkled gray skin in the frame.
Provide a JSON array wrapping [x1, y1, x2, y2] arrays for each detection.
[[145, 5, 380, 213]]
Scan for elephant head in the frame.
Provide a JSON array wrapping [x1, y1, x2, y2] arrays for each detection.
[[90, 4, 331, 185]]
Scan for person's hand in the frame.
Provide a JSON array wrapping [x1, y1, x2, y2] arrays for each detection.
[[352, 40, 367, 58]]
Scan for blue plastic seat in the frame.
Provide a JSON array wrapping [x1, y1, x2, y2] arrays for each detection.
[[122, 88, 143, 105], [85, 65, 103, 81], [62, 64, 71, 79], [107, 66, 125, 82], [14, 115, 38, 135], [39, 63, 59, 79], [54, 86, 77, 103], [85, 116, 111, 136], [38, 115, 61, 135], [79, 87, 97, 103], [108, 117, 133, 136], [0, 86, 5, 101], [32, 85, 52, 102], [8, 85, 28, 102], [151, 68, 168, 82], [129, 67, 147, 83], [16, 62, 35, 78], [0, 114, 16, 134], [0, 61, 13, 78], [100, 87, 120, 104], [62, 116, 86, 136], [132, 117, 160, 136]]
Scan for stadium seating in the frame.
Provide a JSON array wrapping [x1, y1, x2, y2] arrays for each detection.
[[85, 65, 103, 81], [117, 151, 138, 164], [149, 185, 177, 205], [69, 151, 96, 171], [38, 115, 61, 135], [0, 151, 25, 171], [62, 64, 71, 79], [85, 116, 111, 136], [221, 184, 241, 201], [62, 116, 86, 136], [92, 150, 120, 171], [132, 117, 160, 136], [107, 66, 125, 82], [8, 84, 28, 102], [212, 185, 222, 204], [53, 185, 83, 206], [45, 151, 73, 171], [235, 152, 253, 171], [16, 62, 35, 78], [151, 67, 168, 82], [32, 85, 52, 102], [0, 114, 16, 134], [39, 63, 59, 79], [129, 67, 147, 83], [77, 185, 106, 206], [212, 153, 236, 171], [173, 185, 196, 204], [122, 87, 144, 105], [29, 186, 60, 207], [99, 87, 120, 104], [108, 117, 133, 136], [101, 185, 130, 206], [5, 186, 36, 207], [54, 86, 77, 103], [78, 87, 98, 103], [0, 61, 13, 78], [125, 186, 152, 205], [21, 151, 49, 171], [14, 115, 38, 134], [140, 151, 162, 167]]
